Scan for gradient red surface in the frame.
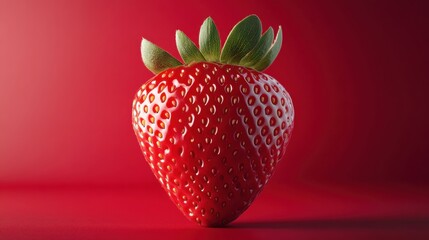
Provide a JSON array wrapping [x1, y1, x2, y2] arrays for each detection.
[[1, 0, 428, 239]]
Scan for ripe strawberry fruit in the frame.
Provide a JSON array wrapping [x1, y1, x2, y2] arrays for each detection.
[[132, 15, 294, 227]]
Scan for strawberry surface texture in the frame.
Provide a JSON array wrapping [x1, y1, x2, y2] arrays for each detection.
[[132, 15, 294, 227]]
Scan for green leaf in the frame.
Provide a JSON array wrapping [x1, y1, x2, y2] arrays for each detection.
[[220, 15, 262, 64], [252, 26, 283, 71], [141, 38, 182, 74], [239, 27, 274, 67], [199, 17, 221, 62], [176, 30, 206, 64]]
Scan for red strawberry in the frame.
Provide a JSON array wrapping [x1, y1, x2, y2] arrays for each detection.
[[132, 15, 294, 227]]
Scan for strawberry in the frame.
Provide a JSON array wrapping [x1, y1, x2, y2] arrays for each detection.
[[132, 15, 294, 227]]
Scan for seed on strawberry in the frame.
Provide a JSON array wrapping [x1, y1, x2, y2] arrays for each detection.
[[132, 15, 294, 227]]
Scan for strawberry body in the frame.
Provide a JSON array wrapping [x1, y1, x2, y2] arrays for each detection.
[[132, 62, 294, 226]]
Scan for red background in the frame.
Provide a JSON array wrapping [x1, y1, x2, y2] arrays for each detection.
[[1, 0, 428, 239]]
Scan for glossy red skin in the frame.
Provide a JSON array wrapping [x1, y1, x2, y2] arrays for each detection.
[[132, 62, 294, 227]]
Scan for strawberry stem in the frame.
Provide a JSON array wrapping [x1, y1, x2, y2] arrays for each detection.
[[140, 15, 283, 74], [220, 15, 261, 64], [239, 27, 274, 67], [141, 38, 182, 74], [176, 30, 206, 64], [199, 17, 221, 62], [251, 27, 283, 71]]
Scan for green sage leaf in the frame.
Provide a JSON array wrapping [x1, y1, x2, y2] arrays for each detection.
[[141, 38, 182, 74], [176, 30, 206, 64], [239, 27, 274, 67], [253, 26, 283, 71], [199, 17, 221, 62], [220, 15, 262, 64]]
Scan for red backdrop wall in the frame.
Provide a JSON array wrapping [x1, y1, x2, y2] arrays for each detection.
[[1, 0, 428, 187]]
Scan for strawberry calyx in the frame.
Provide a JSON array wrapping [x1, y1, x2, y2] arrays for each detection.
[[141, 15, 282, 74]]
